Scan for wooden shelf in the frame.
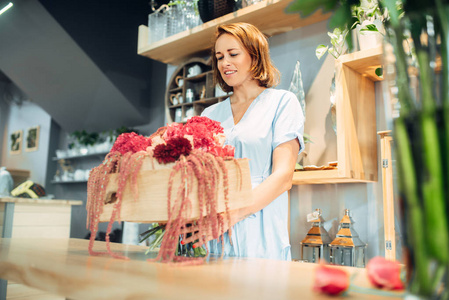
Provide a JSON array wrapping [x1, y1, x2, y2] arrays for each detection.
[[292, 46, 383, 185], [169, 86, 182, 93], [185, 72, 208, 82], [168, 103, 184, 108], [52, 151, 109, 161], [51, 180, 87, 184], [292, 169, 379, 185], [338, 47, 384, 82], [137, 0, 331, 64]]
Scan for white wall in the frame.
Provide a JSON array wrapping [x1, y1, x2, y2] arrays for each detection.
[[1, 99, 51, 186], [165, 20, 403, 262]]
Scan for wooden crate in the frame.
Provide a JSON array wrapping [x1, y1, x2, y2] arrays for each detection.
[[99, 158, 252, 223]]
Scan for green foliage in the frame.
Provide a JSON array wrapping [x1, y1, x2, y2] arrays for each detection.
[[140, 223, 207, 257], [71, 130, 99, 147], [303, 133, 314, 144], [285, 0, 339, 18], [69, 125, 138, 148], [316, 27, 350, 59], [361, 23, 379, 31], [287, 0, 394, 59], [375, 67, 383, 77], [115, 126, 139, 136]]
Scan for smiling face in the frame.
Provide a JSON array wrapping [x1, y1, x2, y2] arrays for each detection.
[[214, 34, 254, 90]]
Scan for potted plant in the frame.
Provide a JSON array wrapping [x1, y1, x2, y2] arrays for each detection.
[[293, 0, 393, 60], [70, 130, 99, 155], [352, 0, 389, 50], [287, 0, 449, 298]]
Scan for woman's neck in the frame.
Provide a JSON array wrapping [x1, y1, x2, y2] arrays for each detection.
[[231, 82, 266, 104]]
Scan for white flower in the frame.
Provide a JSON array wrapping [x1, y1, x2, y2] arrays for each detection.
[[214, 133, 226, 147], [147, 135, 166, 151]]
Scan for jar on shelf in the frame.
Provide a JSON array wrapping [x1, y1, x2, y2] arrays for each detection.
[[186, 89, 194, 103], [148, 4, 169, 44]]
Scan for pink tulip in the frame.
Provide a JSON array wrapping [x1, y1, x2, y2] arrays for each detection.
[[313, 264, 350, 296], [366, 256, 404, 290]]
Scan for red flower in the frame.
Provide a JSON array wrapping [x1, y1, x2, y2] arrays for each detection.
[[110, 132, 152, 155], [153, 137, 192, 164], [183, 122, 215, 150], [222, 145, 235, 157], [163, 123, 184, 140], [208, 146, 223, 157], [147, 116, 228, 161], [186, 116, 224, 134], [366, 256, 404, 290], [313, 264, 349, 296], [208, 145, 235, 158]]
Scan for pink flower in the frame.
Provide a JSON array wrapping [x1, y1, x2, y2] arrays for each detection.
[[313, 264, 349, 296], [110, 132, 152, 155], [366, 256, 404, 290], [222, 145, 235, 157], [183, 122, 214, 150], [186, 116, 224, 134], [208, 146, 224, 157], [163, 123, 184, 140], [146, 117, 231, 162]]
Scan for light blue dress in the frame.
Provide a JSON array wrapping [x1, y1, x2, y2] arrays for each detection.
[[201, 88, 305, 260]]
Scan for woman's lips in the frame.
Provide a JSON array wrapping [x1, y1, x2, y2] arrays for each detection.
[[223, 70, 236, 77]]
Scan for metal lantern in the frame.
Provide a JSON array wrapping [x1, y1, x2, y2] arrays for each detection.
[[300, 208, 332, 263], [329, 209, 367, 268]]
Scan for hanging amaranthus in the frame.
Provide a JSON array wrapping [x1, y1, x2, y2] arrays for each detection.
[[86, 117, 241, 265]]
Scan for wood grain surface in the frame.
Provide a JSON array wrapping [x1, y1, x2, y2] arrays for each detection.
[[0, 238, 403, 300]]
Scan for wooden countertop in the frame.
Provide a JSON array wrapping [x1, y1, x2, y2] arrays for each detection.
[[0, 238, 403, 300], [0, 197, 83, 206]]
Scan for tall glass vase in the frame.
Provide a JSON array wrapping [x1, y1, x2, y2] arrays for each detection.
[[383, 5, 449, 299]]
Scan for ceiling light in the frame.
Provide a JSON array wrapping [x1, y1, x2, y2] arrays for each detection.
[[0, 2, 13, 16]]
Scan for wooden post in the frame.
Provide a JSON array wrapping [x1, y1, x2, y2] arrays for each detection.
[[378, 130, 395, 260]]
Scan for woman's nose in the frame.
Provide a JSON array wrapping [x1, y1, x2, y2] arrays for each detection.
[[221, 56, 231, 66]]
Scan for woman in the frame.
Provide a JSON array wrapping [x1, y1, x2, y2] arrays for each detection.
[[184, 22, 304, 261]]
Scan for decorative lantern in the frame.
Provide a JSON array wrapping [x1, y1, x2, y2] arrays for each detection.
[[329, 209, 367, 268], [300, 208, 332, 263]]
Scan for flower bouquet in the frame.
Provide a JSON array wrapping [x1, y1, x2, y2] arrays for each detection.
[[86, 116, 252, 264]]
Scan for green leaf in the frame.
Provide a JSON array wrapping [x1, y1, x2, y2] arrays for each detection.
[[303, 133, 314, 144], [328, 47, 339, 59], [285, 0, 338, 17], [345, 34, 352, 52], [328, 27, 341, 40], [360, 24, 379, 32], [375, 67, 383, 77], [328, 2, 352, 31], [316, 45, 329, 59], [380, 0, 400, 27], [295, 163, 303, 170]]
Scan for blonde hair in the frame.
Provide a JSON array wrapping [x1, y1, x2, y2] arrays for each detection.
[[212, 22, 280, 93]]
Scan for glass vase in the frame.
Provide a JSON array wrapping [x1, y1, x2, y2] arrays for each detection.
[[383, 6, 449, 299], [148, 4, 168, 44]]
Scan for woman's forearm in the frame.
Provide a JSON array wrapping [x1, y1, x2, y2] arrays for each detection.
[[240, 139, 299, 218], [243, 170, 293, 216]]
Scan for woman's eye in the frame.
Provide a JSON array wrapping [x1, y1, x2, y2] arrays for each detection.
[[217, 56, 223, 61], [230, 53, 238, 57]]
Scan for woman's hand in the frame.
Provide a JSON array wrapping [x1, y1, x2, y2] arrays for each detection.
[[179, 206, 249, 248]]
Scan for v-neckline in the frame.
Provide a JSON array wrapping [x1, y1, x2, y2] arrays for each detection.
[[228, 89, 267, 126]]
